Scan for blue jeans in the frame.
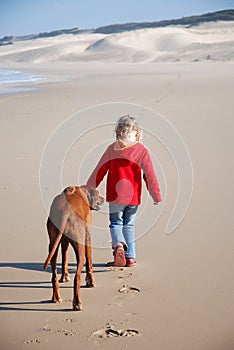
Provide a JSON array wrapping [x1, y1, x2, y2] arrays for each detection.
[[109, 203, 138, 259]]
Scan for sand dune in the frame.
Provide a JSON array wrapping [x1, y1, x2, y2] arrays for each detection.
[[0, 21, 234, 63]]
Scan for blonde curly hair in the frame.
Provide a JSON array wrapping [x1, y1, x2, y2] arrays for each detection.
[[115, 115, 141, 141]]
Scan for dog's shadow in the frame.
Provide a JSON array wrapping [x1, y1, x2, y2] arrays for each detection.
[[0, 262, 109, 312], [0, 261, 107, 273]]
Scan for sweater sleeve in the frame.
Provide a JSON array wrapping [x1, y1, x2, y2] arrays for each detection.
[[141, 149, 162, 203], [86, 146, 110, 188]]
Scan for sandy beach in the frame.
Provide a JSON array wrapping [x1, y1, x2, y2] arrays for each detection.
[[1, 21, 234, 350]]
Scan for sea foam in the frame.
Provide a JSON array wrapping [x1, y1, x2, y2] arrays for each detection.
[[0, 70, 44, 83]]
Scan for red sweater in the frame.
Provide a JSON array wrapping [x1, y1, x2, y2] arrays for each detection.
[[87, 142, 162, 205]]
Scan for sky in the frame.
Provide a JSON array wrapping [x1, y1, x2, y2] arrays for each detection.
[[0, 0, 234, 38]]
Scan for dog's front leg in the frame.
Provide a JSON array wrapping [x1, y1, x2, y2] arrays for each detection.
[[85, 227, 96, 288], [72, 242, 85, 311]]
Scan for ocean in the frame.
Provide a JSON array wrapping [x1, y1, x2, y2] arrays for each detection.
[[0, 69, 45, 95], [0, 70, 44, 83]]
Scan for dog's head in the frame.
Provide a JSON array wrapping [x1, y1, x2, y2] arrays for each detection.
[[65, 185, 104, 211], [79, 185, 104, 210], [80, 185, 104, 211]]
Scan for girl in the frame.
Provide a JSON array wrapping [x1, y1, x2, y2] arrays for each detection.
[[87, 115, 161, 267]]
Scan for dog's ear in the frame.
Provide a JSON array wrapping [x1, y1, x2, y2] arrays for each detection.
[[88, 188, 97, 207], [64, 186, 76, 194], [82, 188, 96, 208], [80, 187, 91, 203]]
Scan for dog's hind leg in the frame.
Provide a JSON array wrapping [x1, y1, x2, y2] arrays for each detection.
[[46, 219, 62, 303], [49, 240, 62, 303], [59, 237, 71, 283]]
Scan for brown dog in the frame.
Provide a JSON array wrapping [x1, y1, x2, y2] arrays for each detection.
[[44, 185, 104, 311]]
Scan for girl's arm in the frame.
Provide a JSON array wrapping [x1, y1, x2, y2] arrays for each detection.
[[86, 146, 110, 188], [141, 149, 162, 204]]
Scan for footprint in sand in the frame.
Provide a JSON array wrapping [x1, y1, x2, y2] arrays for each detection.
[[113, 284, 140, 306], [60, 318, 77, 323], [92, 324, 140, 339], [24, 339, 41, 344], [118, 272, 133, 280], [118, 285, 140, 294], [113, 294, 124, 307], [106, 265, 134, 281], [41, 325, 76, 336], [55, 328, 77, 336]]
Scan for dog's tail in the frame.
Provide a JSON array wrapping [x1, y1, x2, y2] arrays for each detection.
[[44, 231, 63, 270]]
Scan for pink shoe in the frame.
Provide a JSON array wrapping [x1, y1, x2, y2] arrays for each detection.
[[113, 244, 126, 267], [125, 258, 135, 267]]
